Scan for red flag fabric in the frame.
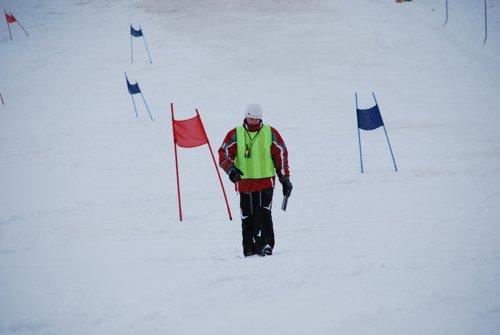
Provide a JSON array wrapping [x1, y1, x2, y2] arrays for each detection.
[[6, 12, 16, 23], [173, 115, 208, 148]]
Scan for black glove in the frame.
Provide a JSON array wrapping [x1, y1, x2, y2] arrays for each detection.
[[279, 176, 293, 197], [228, 166, 244, 183]]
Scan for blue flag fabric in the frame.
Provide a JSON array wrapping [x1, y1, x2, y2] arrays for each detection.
[[357, 104, 384, 131], [130, 25, 143, 37], [126, 77, 141, 95]]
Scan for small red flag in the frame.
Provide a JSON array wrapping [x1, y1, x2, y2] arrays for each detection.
[[5, 12, 16, 24], [173, 115, 208, 148]]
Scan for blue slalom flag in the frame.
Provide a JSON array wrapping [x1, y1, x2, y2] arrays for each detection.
[[130, 24, 152, 63], [357, 104, 384, 130], [355, 92, 397, 173], [130, 25, 143, 37], [124, 72, 153, 121], [126, 76, 141, 95]]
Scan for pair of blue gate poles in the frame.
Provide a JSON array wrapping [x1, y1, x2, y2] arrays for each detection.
[[356, 92, 398, 173]]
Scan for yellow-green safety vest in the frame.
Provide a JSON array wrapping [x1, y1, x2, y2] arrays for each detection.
[[234, 125, 276, 179]]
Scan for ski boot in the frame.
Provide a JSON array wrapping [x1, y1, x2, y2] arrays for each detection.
[[261, 245, 272, 256]]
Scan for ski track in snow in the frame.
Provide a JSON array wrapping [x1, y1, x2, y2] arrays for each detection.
[[1, 0, 500, 334]]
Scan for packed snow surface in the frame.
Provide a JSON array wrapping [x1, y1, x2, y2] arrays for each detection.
[[1, 0, 499, 334]]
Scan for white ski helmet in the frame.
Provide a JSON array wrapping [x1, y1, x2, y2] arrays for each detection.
[[244, 103, 263, 119]]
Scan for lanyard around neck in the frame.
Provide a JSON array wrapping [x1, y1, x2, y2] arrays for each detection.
[[244, 127, 261, 157]]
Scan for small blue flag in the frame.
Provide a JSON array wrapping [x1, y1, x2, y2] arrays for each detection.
[[130, 25, 143, 37], [357, 105, 384, 131], [126, 76, 141, 95]]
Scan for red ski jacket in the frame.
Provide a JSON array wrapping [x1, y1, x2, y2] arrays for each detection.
[[218, 119, 290, 193]]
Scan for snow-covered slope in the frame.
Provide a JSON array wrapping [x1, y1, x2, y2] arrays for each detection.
[[1, 0, 499, 334]]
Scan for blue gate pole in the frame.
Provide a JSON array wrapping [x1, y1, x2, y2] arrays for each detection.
[[444, 0, 448, 26], [372, 92, 398, 172], [358, 129, 364, 173], [483, 0, 488, 45], [130, 25, 134, 63], [355, 92, 364, 173], [140, 92, 154, 121], [130, 95, 138, 118], [382, 126, 398, 172], [140, 26, 152, 63]]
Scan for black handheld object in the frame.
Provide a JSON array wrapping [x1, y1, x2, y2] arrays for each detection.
[[281, 195, 289, 211]]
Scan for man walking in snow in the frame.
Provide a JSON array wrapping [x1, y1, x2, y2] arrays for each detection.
[[218, 104, 292, 257]]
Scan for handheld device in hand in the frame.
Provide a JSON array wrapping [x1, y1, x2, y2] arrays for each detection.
[[281, 195, 289, 211]]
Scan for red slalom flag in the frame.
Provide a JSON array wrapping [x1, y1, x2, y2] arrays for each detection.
[[5, 12, 16, 23], [4, 10, 29, 39], [170, 103, 232, 222], [172, 114, 208, 148]]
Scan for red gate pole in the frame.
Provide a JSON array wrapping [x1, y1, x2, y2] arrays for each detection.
[[4, 10, 12, 40], [16, 19, 29, 37], [196, 109, 233, 221], [171, 103, 183, 221]]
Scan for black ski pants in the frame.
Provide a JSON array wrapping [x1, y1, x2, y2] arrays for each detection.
[[240, 188, 275, 255]]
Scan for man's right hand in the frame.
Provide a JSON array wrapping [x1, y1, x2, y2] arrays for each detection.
[[228, 166, 244, 183]]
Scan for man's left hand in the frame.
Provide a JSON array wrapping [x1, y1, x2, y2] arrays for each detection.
[[280, 176, 293, 197]]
